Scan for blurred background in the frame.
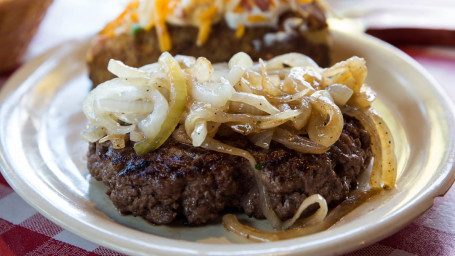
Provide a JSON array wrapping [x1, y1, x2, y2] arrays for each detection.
[[0, 0, 127, 74], [1, 0, 455, 73], [2, 0, 453, 100], [328, 0, 455, 46]]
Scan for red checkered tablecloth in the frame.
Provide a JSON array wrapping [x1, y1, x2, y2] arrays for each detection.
[[1, 0, 455, 255], [0, 175, 124, 255]]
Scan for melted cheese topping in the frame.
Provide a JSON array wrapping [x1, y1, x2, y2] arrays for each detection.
[[100, 0, 318, 52]]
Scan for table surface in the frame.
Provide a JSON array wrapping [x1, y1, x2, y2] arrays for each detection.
[[1, 0, 455, 255]]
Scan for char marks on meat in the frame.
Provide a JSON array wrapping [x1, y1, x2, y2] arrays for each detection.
[[87, 116, 372, 225]]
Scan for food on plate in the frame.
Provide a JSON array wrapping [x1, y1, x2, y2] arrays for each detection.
[[87, 0, 330, 86], [82, 51, 396, 241]]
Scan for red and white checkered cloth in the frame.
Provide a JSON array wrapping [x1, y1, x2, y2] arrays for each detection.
[[0, 174, 125, 256]]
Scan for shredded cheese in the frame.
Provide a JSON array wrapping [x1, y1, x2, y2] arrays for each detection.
[[154, 0, 177, 51], [99, 0, 319, 51], [235, 24, 245, 38], [100, 0, 140, 37], [130, 12, 139, 23], [247, 14, 268, 23], [233, 4, 243, 13], [196, 5, 218, 46]]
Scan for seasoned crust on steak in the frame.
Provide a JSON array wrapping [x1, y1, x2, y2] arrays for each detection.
[[87, 2, 330, 86], [87, 116, 371, 225]]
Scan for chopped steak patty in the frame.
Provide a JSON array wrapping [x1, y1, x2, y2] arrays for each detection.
[[87, 116, 372, 225]]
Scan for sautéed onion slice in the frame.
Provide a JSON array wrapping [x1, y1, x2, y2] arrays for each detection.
[[222, 189, 381, 242]]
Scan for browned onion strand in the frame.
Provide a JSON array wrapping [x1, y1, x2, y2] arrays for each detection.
[[186, 109, 302, 136], [222, 189, 381, 242], [290, 98, 312, 130], [223, 214, 280, 242], [200, 137, 279, 230], [369, 109, 397, 188], [231, 92, 280, 114], [267, 88, 314, 104], [307, 94, 344, 147], [273, 127, 329, 154], [238, 77, 261, 94], [260, 59, 282, 97], [265, 69, 290, 79], [342, 106, 382, 188], [206, 121, 221, 137], [254, 167, 284, 230], [248, 129, 274, 149], [341, 105, 396, 188], [201, 137, 257, 167], [201, 135, 328, 231], [281, 194, 328, 230], [239, 71, 278, 99], [200, 137, 285, 229]]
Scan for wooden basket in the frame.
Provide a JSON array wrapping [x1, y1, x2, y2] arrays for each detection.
[[0, 0, 53, 73]]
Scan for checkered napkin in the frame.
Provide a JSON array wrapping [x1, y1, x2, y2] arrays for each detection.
[[0, 174, 125, 256], [2, 170, 454, 255]]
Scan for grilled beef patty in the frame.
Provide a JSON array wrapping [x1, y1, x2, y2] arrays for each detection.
[[87, 2, 330, 86], [87, 116, 372, 225]]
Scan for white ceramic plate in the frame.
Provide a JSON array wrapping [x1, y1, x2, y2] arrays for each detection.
[[1, 29, 455, 256]]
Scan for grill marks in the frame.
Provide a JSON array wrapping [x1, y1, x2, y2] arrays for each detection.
[[87, 116, 372, 225]]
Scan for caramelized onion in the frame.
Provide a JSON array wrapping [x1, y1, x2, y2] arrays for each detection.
[[138, 88, 169, 139], [99, 134, 127, 149], [229, 52, 253, 69], [134, 52, 188, 155], [307, 91, 343, 147], [191, 57, 213, 82], [341, 105, 397, 188], [248, 129, 274, 149], [273, 127, 329, 154], [191, 120, 207, 146], [201, 137, 282, 230], [231, 92, 280, 114], [266, 53, 320, 70], [189, 77, 234, 108], [201, 137, 256, 167], [96, 99, 155, 114], [107, 59, 149, 79], [227, 66, 246, 86], [281, 194, 328, 230], [323, 57, 367, 93], [80, 124, 105, 142], [290, 98, 312, 130], [267, 88, 313, 103], [222, 189, 381, 242], [327, 84, 353, 106], [260, 59, 282, 97], [185, 108, 301, 136]]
